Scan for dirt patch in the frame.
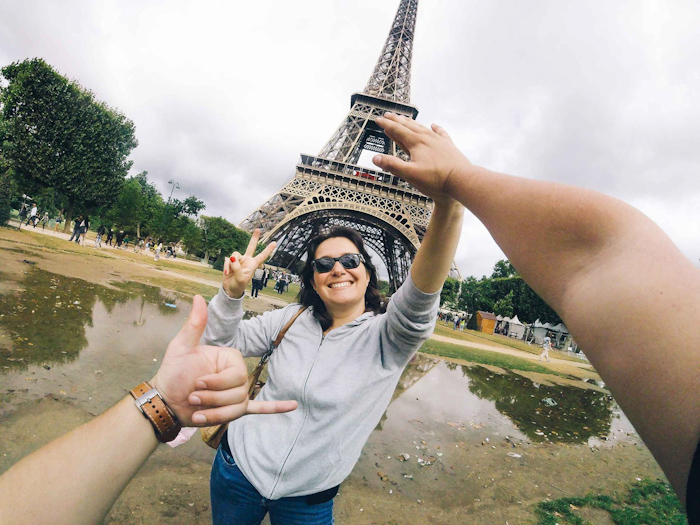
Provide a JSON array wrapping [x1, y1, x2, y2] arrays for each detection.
[[0, 228, 668, 523]]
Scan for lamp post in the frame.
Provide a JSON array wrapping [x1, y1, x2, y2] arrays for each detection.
[[160, 179, 180, 240]]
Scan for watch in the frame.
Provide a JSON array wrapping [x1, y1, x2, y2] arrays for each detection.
[[130, 382, 182, 443]]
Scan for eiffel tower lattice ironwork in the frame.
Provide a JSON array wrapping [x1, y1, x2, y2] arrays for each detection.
[[240, 0, 435, 291]]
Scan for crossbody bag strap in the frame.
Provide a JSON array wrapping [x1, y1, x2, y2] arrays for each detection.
[[273, 306, 307, 348], [247, 306, 307, 398]]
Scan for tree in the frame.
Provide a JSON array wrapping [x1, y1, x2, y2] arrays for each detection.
[[491, 259, 517, 279], [104, 178, 143, 231], [181, 218, 204, 256], [440, 277, 460, 307], [0, 59, 137, 231], [130, 171, 162, 238], [200, 216, 251, 268], [179, 195, 205, 217], [493, 290, 514, 318]]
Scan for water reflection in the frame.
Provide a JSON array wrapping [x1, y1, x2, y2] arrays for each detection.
[[0, 269, 183, 371], [461, 365, 615, 444], [382, 360, 624, 445]]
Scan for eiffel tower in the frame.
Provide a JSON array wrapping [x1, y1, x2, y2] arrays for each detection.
[[240, 0, 434, 291]]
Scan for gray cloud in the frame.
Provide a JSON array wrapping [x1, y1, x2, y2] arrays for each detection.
[[1, 0, 698, 277]]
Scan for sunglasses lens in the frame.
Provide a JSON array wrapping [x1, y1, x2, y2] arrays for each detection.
[[339, 254, 361, 269], [312, 254, 362, 273], [314, 257, 335, 273]]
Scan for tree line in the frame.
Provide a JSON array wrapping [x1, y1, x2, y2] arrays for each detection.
[[440, 259, 562, 327], [0, 58, 253, 265]]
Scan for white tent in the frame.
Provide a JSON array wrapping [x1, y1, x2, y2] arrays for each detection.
[[507, 315, 526, 339]]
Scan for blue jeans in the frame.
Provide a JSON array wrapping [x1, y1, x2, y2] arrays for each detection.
[[210, 442, 335, 525]]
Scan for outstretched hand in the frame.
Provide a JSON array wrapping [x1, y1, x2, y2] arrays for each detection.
[[222, 228, 276, 299], [373, 113, 472, 206], [151, 295, 297, 426]]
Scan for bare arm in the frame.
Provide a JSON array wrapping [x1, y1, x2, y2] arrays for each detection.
[[0, 296, 297, 524], [374, 112, 700, 503]]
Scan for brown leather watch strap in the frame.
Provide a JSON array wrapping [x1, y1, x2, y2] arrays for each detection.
[[130, 382, 182, 443]]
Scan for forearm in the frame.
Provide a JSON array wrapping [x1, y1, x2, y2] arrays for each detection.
[[0, 396, 158, 524], [447, 165, 643, 311], [411, 199, 464, 293]]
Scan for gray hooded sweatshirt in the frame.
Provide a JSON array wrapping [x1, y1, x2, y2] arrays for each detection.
[[204, 273, 440, 499]]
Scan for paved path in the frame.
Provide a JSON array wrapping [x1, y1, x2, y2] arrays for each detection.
[[430, 333, 593, 369], [8, 218, 210, 267]]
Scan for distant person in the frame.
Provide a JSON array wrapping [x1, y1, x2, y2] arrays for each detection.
[[115, 230, 124, 249], [26, 203, 38, 227], [539, 339, 551, 362], [262, 267, 270, 287], [78, 215, 89, 245], [68, 216, 82, 242], [250, 265, 264, 298], [40, 211, 49, 229], [17, 203, 28, 229], [53, 210, 64, 232], [106, 227, 114, 246], [154, 241, 163, 261], [95, 224, 106, 248]]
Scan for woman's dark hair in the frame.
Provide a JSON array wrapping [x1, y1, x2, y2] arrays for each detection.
[[297, 226, 385, 331]]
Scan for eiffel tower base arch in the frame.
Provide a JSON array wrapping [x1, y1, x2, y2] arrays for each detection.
[[266, 209, 416, 292]]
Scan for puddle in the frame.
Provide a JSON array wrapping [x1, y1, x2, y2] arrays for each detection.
[[0, 268, 186, 371], [381, 358, 633, 446]]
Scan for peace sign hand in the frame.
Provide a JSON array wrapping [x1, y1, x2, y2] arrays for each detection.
[[222, 229, 276, 299]]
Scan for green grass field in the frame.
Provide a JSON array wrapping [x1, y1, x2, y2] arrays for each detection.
[[434, 323, 584, 363], [420, 338, 566, 376]]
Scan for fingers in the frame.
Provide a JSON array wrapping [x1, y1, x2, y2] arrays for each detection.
[[254, 241, 277, 265], [431, 123, 452, 142], [246, 399, 298, 415], [372, 154, 412, 177], [193, 353, 248, 392], [245, 229, 261, 258], [227, 252, 242, 276], [189, 382, 249, 409], [170, 295, 208, 348], [376, 114, 416, 149], [190, 399, 297, 425]]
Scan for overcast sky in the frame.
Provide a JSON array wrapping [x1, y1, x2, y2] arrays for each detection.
[[1, 0, 698, 277]]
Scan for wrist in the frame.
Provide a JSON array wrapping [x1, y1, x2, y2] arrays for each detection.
[[130, 381, 182, 443], [223, 283, 245, 299]]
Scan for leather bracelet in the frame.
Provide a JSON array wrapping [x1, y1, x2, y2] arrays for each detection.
[[130, 382, 182, 443]]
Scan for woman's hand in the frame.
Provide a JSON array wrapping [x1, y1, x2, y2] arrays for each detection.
[[152, 295, 298, 426], [373, 113, 473, 206], [222, 229, 277, 299]]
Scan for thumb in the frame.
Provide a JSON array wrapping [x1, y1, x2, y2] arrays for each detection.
[[171, 295, 208, 348], [373, 154, 413, 178]]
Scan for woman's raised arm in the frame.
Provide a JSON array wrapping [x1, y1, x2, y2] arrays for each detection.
[[373, 117, 464, 294]]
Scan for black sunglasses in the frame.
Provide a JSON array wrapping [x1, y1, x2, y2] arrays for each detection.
[[312, 253, 365, 273]]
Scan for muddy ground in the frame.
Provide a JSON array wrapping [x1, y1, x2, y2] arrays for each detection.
[[0, 227, 667, 524]]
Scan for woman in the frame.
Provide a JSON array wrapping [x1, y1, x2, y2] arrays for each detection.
[[203, 118, 463, 525], [77, 215, 89, 245], [53, 210, 64, 232]]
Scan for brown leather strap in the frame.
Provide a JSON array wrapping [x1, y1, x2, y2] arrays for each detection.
[[273, 307, 307, 347], [247, 307, 307, 399], [130, 382, 182, 443]]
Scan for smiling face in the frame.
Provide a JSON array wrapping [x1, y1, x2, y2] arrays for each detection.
[[311, 236, 370, 315]]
